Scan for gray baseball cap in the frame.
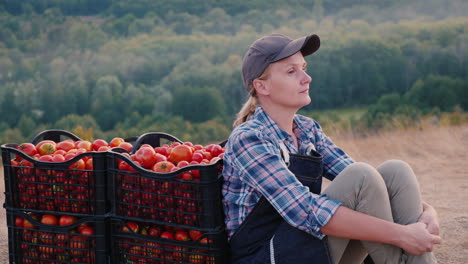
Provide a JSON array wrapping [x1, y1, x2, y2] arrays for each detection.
[[241, 34, 320, 89]]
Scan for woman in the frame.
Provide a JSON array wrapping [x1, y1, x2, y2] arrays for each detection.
[[222, 33, 441, 264]]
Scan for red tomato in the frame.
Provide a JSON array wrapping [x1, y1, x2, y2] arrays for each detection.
[[64, 153, 76, 161], [191, 152, 204, 163], [169, 145, 193, 164], [59, 215, 77, 226], [177, 160, 190, 168], [118, 142, 133, 152], [175, 231, 190, 241], [23, 218, 34, 229], [189, 230, 203, 241], [92, 139, 108, 151], [206, 144, 224, 157], [155, 153, 167, 163], [193, 144, 203, 150], [69, 159, 85, 170], [36, 140, 57, 156], [41, 214, 58, 225], [97, 146, 110, 151], [109, 137, 125, 148], [183, 141, 194, 147], [16, 143, 37, 157], [154, 146, 169, 156], [170, 142, 181, 147], [134, 146, 157, 169], [56, 140, 76, 152], [202, 151, 213, 160], [85, 158, 93, 170], [52, 154, 65, 162], [15, 216, 24, 227], [20, 159, 34, 167], [54, 149, 66, 156], [79, 226, 94, 236], [77, 222, 91, 233], [38, 155, 53, 162], [152, 161, 176, 173], [76, 140, 93, 152], [148, 226, 162, 237], [122, 222, 139, 233], [160, 231, 174, 240]]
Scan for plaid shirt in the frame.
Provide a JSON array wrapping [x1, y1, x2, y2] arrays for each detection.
[[222, 107, 354, 239]]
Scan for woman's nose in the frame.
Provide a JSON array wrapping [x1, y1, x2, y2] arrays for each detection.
[[302, 71, 312, 84]]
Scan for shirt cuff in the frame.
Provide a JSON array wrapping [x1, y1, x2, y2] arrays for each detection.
[[306, 194, 342, 239]]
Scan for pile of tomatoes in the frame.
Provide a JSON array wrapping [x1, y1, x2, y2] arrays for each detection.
[[115, 141, 225, 225], [15, 213, 96, 263], [117, 141, 224, 177], [119, 220, 214, 264], [10, 137, 127, 214]]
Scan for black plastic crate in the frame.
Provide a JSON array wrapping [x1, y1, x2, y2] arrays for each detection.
[[110, 217, 229, 264], [107, 132, 225, 229], [5, 208, 108, 264], [1, 130, 108, 216], [107, 151, 224, 229]]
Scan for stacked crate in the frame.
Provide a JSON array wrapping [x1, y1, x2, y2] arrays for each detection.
[[1, 130, 229, 264], [2, 130, 108, 263], [107, 132, 228, 263]]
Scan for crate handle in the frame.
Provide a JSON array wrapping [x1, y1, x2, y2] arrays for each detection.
[[31, 129, 82, 144]]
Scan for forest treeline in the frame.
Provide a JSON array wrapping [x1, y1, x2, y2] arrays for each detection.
[[0, 0, 467, 144]]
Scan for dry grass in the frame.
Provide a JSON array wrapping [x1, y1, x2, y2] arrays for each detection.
[[1, 125, 467, 263], [330, 125, 468, 263]]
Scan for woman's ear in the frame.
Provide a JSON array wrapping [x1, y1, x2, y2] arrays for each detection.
[[253, 78, 269, 96]]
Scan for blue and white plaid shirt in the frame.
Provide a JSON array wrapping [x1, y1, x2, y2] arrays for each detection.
[[222, 107, 354, 239]]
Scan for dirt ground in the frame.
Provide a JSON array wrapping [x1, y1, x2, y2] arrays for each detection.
[[332, 125, 468, 263], [0, 125, 467, 263]]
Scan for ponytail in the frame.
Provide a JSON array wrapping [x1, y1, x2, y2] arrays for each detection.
[[234, 64, 270, 127], [233, 94, 257, 128]]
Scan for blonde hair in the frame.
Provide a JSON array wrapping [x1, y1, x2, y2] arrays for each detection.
[[233, 68, 270, 127], [233, 94, 258, 127]]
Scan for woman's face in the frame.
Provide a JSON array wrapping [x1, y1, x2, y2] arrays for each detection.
[[256, 52, 312, 111]]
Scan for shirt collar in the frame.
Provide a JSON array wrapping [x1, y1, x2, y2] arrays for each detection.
[[250, 107, 312, 154], [251, 106, 291, 142]]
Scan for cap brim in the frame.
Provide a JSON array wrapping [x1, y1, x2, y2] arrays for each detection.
[[272, 34, 320, 62]]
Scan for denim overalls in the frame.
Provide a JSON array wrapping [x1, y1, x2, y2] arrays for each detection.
[[229, 143, 332, 263]]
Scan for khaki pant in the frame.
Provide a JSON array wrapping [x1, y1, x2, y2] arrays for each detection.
[[324, 160, 437, 264]]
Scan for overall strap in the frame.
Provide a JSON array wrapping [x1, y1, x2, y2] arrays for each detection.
[[278, 141, 316, 166]]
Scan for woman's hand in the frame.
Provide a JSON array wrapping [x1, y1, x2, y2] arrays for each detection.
[[418, 201, 440, 235], [399, 222, 442, 255]]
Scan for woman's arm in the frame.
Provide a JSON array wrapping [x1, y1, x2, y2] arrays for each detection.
[[321, 206, 442, 255]]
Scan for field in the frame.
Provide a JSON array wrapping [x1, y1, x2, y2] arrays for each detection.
[[0, 125, 467, 263]]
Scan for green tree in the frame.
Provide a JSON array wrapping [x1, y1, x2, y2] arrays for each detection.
[[54, 114, 100, 131], [404, 76, 460, 112], [17, 114, 36, 138], [172, 86, 225, 123], [91, 75, 124, 130]]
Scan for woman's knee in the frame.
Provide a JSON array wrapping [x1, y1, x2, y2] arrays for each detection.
[[342, 162, 384, 185], [377, 159, 420, 196], [377, 160, 417, 183], [334, 162, 389, 196], [378, 160, 412, 174]]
